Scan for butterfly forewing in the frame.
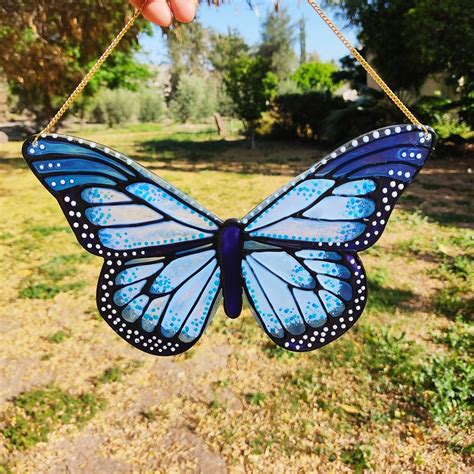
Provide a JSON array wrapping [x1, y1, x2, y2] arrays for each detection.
[[243, 125, 436, 252]]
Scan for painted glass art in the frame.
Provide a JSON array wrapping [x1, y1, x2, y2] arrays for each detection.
[[22, 124, 436, 355]]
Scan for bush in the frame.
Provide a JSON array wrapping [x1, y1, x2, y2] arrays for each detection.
[[89, 88, 138, 127], [170, 75, 217, 123], [268, 92, 345, 141], [137, 89, 166, 123], [292, 62, 340, 93]]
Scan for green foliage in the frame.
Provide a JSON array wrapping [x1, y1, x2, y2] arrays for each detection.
[[137, 89, 166, 123], [89, 89, 138, 127], [269, 92, 345, 140], [366, 268, 414, 314], [419, 352, 473, 427], [435, 319, 474, 354], [263, 344, 297, 361], [19, 253, 90, 299], [431, 255, 474, 320], [45, 330, 70, 344], [223, 53, 278, 133], [1, 387, 104, 450], [259, 7, 297, 80], [327, 0, 473, 95], [246, 392, 267, 407], [322, 91, 403, 144], [166, 21, 210, 96], [19, 282, 85, 300], [341, 446, 371, 472], [209, 29, 249, 74], [88, 88, 167, 126], [361, 326, 473, 428], [26, 225, 70, 238], [0, 1, 151, 120], [170, 75, 217, 123], [90, 51, 152, 92], [95, 367, 123, 385], [362, 328, 418, 386], [431, 115, 473, 141], [292, 62, 340, 93]]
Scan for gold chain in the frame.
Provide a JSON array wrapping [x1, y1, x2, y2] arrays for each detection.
[[34, 2, 146, 143], [306, 0, 428, 135]]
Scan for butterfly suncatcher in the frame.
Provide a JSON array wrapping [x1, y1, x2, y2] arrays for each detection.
[[22, 124, 436, 355]]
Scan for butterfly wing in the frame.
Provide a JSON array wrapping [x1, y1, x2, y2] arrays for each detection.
[[242, 246, 366, 351], [98, 246, 222, 355], [242, 124, 436, 351], [23, 134, 223, 355], [243, 125, 436, 251]]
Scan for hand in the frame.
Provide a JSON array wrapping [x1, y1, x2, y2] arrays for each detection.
[[129, 0, 198, 27]]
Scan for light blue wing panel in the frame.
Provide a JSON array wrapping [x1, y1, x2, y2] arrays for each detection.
[[242, 247, 367, 352], [23, 134, 221, 259], [243, 125, 436, 252], [97, 247, 222, 356]]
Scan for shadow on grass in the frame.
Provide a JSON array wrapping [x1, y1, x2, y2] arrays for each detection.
[[366, 278, 415, 314], [138, 137, 325, 175]]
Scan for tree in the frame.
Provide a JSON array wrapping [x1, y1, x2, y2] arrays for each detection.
[[209, 29, 249, 74], [299, 16, 307, 66], [166, 21, 210, 98], [292, 62, 340, 93], [0, 0, 151, 122], [259, 7, 297, 81], [224, 53, 278, 148], [170, 74, 216, 123], [325, 0, 473, 99]]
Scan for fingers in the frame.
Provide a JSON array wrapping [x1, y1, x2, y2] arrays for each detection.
[[129, 0, 197, 27], [169, 0, 198, 23], [130, 0, 173, 26]]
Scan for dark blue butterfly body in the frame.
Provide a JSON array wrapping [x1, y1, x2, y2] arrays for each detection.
[[23, 125, 436, 356]]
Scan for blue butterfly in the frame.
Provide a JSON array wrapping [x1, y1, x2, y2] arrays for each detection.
[[23, 125, 436, 355]]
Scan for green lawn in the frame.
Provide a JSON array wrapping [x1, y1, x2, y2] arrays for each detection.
[[0, 123, 472, 472]]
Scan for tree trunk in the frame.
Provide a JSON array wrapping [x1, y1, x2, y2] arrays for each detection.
[[250, 129, 256, 149]]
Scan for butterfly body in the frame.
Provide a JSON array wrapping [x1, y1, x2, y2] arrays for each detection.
[[217, 218, 244, 318], [23, 125, 436, 356]]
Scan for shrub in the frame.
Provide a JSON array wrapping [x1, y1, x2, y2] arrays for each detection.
[[89, 88, 138, 127], [292, 62, 340, 93], [137, 89, 166, 123], [170, 75, 217, 123], [268, 91, 345, 140]]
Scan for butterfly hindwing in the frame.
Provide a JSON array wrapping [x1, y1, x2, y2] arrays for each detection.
[[242, 245, 366, 351], [98, 246, 222, 355], [243, 125, 436, 252], [23, 134, 223, 355]]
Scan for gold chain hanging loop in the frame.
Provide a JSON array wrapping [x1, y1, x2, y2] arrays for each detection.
[[306, 0, 429, 136], [34, 2, 147, 143]]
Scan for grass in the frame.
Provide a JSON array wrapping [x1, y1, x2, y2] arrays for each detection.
[[44, 330, 70, 344], [366, 268, 415, 313], [25, 225, 70, 238], [341, 446, 371, 473], [19, 253, 91, 300], [1, 388, 104, 451], [430, 255, 474, 320], [0, 122, 472, 471], [360, 325, 473, 428]]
